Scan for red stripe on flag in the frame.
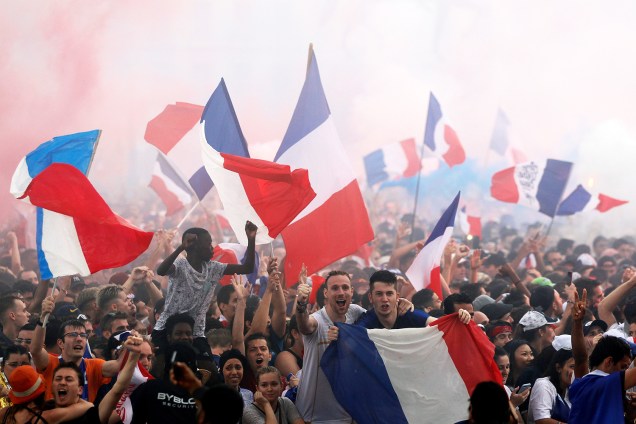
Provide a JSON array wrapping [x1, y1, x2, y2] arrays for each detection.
[[144, 103, 204, 154], [429, 266, 442, 299], [596, 194, 628, 213], [212, 246, 239, 286], [442, 125, 465, 167], [24, 164, 153, 274], [282, 180, 374, 287], [490, 167, 519, 203], [399, 138, 421, 178], [149, 175, 185, 216], [467, 215, 482, 238], [432, 314, 503, 395], [220, 153, 316, 239]]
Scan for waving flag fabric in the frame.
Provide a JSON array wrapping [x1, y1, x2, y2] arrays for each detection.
[[321, 314, 501, 424], [212, 243, 260, 286], [363, 138, 421, 186], [557, 184, 628, 215], [149, 153, 194, 216], [19, 164, 153, 279], [145, 101, 214, 200], [423, 92, 465, 168], [114, 347, 154, 424], [490, 159, 573, 217], [489, 108, 510, 156], [200, 80, 316, 245], [274, 45, 373, 283], [458, 206, 482, 238], [406, 193, 460, 296], [10, 130, 106, 279]]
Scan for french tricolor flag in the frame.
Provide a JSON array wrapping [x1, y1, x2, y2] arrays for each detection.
[[10, 130, 153, 280], [200, 79, 316, 245], [148, 153, 194, 216], [458, 206, 482, 238], [14, 164, 153, 279], [145, 102, 212, 200], [556, 184, 628, 216], [423, 92, 465, 168], [406, 193, 460, 297], [490, 159, 573, 217], [274, 45, 374, 283], [212, 243, 259, 285], [321, 314, 502, 424], [363, 138, 421, 187]]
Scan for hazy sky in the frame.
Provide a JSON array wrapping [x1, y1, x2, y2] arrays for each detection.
[[3, 1, 636, 239]]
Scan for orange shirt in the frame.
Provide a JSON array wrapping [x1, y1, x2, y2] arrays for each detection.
[[39, 353, 110, 402]]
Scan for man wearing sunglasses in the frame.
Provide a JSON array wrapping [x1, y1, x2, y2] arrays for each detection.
[[30, 295, 143, 403]]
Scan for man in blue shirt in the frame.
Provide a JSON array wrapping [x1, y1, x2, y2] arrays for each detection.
[[570, 288, 636, 424], [355, 270, 470, 329]]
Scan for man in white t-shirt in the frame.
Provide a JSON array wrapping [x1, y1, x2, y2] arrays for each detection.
[[295, 270, 364, 424]]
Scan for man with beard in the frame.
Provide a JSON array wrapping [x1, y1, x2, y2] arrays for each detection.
[[294, 270, 366, 424]]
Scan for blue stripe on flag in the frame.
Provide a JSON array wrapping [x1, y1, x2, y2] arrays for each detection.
[[363, 149, 389, 186], [35, 208, 52, 280], [200, 78, 250, 156], [556, 184, 592, 216], [188, 167, 213, 200], [423, 92, 442, 151], [423, 192, 460, 247], [157, 153, 193, 195], [274, 49, 331, 161], [25, 130, 100, 178], [321, 323, 409, 424], [536, 159, 573, 217], [489, 109, 509, 155]]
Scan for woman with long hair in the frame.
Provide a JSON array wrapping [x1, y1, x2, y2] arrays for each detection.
[[527, 348, 574, 424], [504, 339, 535, 387]]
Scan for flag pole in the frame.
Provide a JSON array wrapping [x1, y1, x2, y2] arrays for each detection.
[[176, 201, 200, 229], [41, 276, 59, 327], [410, 131, 430, 243]]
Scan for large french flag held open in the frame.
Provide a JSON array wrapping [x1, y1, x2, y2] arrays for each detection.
[[321, 314, 502, 424], [423, 92, 465, 168], [363, 138, 421, 187], [274, 45, 374, 282], [200, 79, 316, 245], [406, 193, 460, 297], [490, 159, 573, 217]]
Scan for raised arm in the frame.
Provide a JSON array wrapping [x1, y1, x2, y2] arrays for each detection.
[[231, 275, 248, 356], [31, 296, 54, 371], [598, 267, 636, 326], [245, 277, 274, 338], [295, 277, 318, 335], [572, 289, 589, 378], [98, 336, 143, 424], [157, 233, 195, 276], [499, 263, 531, 299], [6, 232, 21, 277], [224, 221, 257, 275], [102, 332, 143, 377], [123, 267, 163, 306], [269, 258, 287, 338]]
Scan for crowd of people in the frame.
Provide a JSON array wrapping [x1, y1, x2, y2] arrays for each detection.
[[0, 200, 635, 423]]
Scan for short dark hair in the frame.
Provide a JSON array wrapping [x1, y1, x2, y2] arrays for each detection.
[[368, 270, 397, 291], [589, 335, 631, 369], [53, 362, 85, 386], [217, 285, 236, 306], [207, 328, 231, 348], [13, 280, 35, 295], [182, 228, 211, 253], [245, 332, 269, 351], [469, 381, 511, 423], [412, 289, 435, 311], [57, 320, 86, 340], [443, 293, 472, 315], [200, 384, 244, 424], [324, 270, 351, 288], [530, 286, 554, 313], [2, 345, 29, 365], [0, 296, 20, 316], [165, 313, 194, 337], [574, 278, 601, 300], [101, 311, 128, 334]]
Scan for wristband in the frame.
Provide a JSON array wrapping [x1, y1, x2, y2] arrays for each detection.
[[296, 301, 308, 313], [36, 320, 44, 327]]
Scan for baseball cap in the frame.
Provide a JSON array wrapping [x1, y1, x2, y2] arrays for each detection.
[[583, 319, 608, 336], [473, 295, 495, 312], [519, 310, 550, 331], [530, 277, 554, 287], [480, 303, 513, 321]]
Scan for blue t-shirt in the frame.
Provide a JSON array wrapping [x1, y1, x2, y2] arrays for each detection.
[[355, 309, 430, 329], [568, 370, 625, 424]]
